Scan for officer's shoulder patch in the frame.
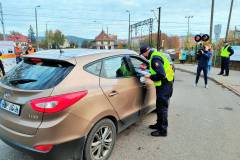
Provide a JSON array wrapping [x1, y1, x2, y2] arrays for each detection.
[[155, 62, 159, 67]]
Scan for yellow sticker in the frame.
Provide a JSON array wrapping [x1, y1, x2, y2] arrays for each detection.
[[155, 62, 159, 67]]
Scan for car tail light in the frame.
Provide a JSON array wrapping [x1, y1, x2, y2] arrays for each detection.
[[34, 144, 53, 152], [30, 58, 42, 63], [30, 91, 88, 114]]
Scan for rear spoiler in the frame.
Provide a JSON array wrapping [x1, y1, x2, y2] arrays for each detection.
[[23, 57, 76, 66]]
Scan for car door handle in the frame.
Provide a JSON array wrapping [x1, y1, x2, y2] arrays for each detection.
[[108, 91, 119, 97]]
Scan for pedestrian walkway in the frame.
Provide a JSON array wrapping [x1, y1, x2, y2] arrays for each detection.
[[175, 64, 240, 96]]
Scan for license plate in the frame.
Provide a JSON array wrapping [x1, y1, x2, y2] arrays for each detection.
[[0, 99, 21, 116]]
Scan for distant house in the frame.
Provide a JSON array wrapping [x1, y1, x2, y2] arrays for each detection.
[[60, 39, 70, 48], [93, 30, 117, 49], [7, 34, 29, 46]]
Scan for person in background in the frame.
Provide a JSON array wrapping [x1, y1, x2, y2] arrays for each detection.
[[194, 45, 212, 88], [208, 45, 213, 74], [0, 50, 5, 76], [179, 50, 183, 64], [25, 44, 36, 55], [182, 51, 187, 63], [218, 41, 234, 76], [190, 49, 195, 63], [15, 44, 23, 64]]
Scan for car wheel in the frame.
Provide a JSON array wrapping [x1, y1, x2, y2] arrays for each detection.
[[84, 119, 116, 160]]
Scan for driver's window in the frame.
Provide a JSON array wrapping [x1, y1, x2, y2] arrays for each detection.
[[130, 57, 148, 70], [101, 56, 134, 79]]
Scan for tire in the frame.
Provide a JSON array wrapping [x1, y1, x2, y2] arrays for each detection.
[[84, 119, 116, 160]]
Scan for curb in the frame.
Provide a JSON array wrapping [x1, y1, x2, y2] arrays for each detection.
[[176, 67, 240, 97]]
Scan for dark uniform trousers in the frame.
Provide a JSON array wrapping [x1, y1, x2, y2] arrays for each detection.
[[155, 81, 173, 131], [0, 60, 5, 76], [220, 57, 230, 75]]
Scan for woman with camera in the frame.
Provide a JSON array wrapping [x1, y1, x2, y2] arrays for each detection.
[[194, 44, 212, 88]]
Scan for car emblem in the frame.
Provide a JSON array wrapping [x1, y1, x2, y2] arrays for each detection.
[[4, 91, 12, 99]]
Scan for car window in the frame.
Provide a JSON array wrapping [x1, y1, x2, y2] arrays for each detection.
[[1, 58, 74, 90], [130, 57, 148, 69], [85, 61, 102, 76], [101, 56, 133, 79]]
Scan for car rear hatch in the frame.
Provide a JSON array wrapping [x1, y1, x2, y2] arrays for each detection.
[[0, 57, 75, 135]]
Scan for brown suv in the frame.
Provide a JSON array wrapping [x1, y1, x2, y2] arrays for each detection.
[[0, 49, 156, 160]]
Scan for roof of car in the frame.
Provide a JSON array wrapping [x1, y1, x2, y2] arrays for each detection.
[[25, 49, 138, 61]]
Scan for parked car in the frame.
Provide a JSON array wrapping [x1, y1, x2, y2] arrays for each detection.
[[164, 49, 178, 61], [163, 52, 175, 72], [0, 49, 157, 160]]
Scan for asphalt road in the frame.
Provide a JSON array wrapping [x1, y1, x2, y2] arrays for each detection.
[[1, 71, 240, 160]]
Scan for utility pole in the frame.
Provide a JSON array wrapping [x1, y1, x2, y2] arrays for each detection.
[[185, 16, 193, 50], [225, 0, 234, 42], [185, 16, 193, 36], [0, 2, 6, 40], [35, 5, 40, 51], [126, 10, 131, 49], [157, 7, 161, 51], [209, 0, 215, 42], [46, 23, 49, 49]]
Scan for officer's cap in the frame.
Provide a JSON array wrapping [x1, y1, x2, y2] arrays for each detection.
[[140, 45, 150, 55]]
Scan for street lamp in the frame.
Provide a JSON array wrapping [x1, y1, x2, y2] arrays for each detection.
[[152, 8, 161, 50], [35, 5, 40, 51], [126, 10, 131, 48], [185, 16, 194, 36], [46, 21, 50, 49], [0, 2, 6, 40], [185, 16, 193, 51]]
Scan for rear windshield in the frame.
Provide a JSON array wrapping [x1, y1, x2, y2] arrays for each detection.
[[1, 58, 74, 90]]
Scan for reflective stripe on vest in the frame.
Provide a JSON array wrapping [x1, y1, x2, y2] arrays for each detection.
[[149, 50, 174, 87], [221, 45, 230, 58]]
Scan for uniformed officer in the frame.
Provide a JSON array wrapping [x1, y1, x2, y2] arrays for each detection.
[[218, 41, 234, 76], [140, 46, 174, 137], [0, 51, 5, 77], [15, 44, 23, 64]]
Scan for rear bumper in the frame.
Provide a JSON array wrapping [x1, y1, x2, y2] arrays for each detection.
[[1, 135, 85, 160], [0, 112, 89, 160]]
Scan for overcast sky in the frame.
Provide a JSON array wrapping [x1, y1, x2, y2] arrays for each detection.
[[1, 0, 240, 39]]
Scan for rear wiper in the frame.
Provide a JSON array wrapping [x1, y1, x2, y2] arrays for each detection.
[[9, 79, 37, 85]]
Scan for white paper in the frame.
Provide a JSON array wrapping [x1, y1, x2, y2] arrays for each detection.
[[135, 69, 151, 76]]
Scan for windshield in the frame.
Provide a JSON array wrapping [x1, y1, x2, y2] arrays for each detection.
[[1, 58, 74, 90]]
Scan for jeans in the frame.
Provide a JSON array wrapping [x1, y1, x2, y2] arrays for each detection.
[[195, 65, 208, 85], [16, 57, 22, 64]]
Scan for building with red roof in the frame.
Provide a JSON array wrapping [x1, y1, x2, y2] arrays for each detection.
[[93, 30, 117, 49], [7, 34, 29, 46]]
